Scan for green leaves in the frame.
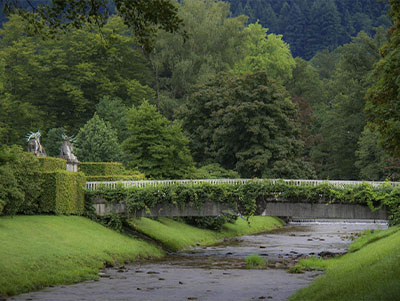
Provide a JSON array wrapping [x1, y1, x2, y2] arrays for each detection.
[[182, 71, 314, 178], [74, 113, 123, 162], [122, 101, 194, 179]]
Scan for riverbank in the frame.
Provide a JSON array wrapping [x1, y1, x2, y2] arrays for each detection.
[[128, 216, 284, 251], [290, 225, 400, 300], [0, 215, 282, 297]]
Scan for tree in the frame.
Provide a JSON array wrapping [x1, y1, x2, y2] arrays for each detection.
[[43, 127, 66, 157], [365, 0, 400, 157], [181, 71, 315, 179], [2, 0, 184, 51], [149, 0, 248, 100], [95, 96, 129, 143], [74, 113, 123, 162], [355, 127, 390, 180], [232, 22, 296, 82], [0, 15, 154, 133], [122, 101, 194, 179], [310, 30, 386, 179]]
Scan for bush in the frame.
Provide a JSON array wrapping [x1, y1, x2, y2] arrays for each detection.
[[79, 162, 126, 176], [39, 171, 85, 215], [0, 145, 42, 215], [191, 163, 240, 179], [37, 157, 66, 172], [85, 174, 145, 181]]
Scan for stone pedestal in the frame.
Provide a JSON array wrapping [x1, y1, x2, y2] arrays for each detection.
[[66, 161, 79, 172]]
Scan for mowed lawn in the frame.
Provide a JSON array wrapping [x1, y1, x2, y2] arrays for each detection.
[[128, 216, 283, 251], [0, 215, 164, 297], [290, 225, 400, 301]]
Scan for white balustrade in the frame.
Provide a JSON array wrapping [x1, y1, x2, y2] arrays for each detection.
[[85, 179, 400, 191]]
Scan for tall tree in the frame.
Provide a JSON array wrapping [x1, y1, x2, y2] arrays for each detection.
[[0, 15, 154, 134], [181, 71, 315, 178], [122, 101, 194, 179], [149, 0, 247, 101], [232, 22, 295, 82], [74, 113, 123, 162], [365, 0, 400, 157], [2, 0, 184, 51]]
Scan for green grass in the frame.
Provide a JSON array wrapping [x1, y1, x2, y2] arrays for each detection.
[[245, 254, 266, 268], [290, 225, 400, 301], [128, 216, 283, 251], [0, 215, 164, 297]]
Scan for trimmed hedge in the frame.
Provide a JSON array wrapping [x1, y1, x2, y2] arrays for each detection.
[[79, 162, 125, 176], [40, 171, 85, 215], [85, 174, 146, 181], [37, 157, 66, 172]]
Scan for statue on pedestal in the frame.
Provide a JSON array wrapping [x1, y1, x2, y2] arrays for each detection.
[[59, 134, 79, 172], [26, 131, 47, 157]]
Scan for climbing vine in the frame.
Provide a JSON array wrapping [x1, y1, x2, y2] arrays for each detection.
[[85, 180, 400, 225]]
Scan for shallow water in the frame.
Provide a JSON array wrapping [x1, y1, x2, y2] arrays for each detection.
[[11, 220, 387, 301]]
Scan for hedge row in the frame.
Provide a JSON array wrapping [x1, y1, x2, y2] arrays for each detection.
[[85, 180, 400, 225], [79, 162, 126, 176], [86, 174, 145, 181], [40, 171, 85, 215], [37, 157, 66, 172]]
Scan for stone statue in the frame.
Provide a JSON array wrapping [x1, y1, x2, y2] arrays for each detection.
[[26, 131, 47, 157], [59, 134, 79, 165]]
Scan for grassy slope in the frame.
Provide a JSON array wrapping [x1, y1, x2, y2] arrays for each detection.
[[128, 216, 283, 251], [0, 216, 164, 297], [290, 226, 400, 301]]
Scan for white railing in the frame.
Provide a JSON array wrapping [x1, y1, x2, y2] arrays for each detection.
[[85, 179, 400, 191]]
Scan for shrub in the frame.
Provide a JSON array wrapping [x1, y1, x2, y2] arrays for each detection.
[[85, 175, 145, 181], [39, 171, 85, 215], [245, 254, 266, 268], [0, 145, 42, 215], [37, 157, 66, 172], [79, 162, 126, 176]]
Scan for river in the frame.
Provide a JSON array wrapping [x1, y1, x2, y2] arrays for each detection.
[[10, 219, 387, 301]]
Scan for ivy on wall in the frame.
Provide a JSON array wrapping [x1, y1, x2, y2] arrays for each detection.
[[86, 180, 400, 225]]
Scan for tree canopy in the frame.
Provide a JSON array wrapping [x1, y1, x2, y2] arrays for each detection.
[[1, 0, 184, 51], [181, 71, 315, 178]]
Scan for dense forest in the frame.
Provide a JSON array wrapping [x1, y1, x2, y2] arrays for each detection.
[[227, 0, 390, 59], [0, 0, 399, 181]]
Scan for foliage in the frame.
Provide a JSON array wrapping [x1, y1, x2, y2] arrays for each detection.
[[0, 94, 42, 146], [245, 254, 266, 269], [85, 174, 146, 181], [0, 15, 154, 134], [2, 0, 184, 52], [310, 30, 386, 179], [0, 216, 164, 297], [228, 0, 390, 59], [122, 101, 194, 179], [37, 157, 66, 172], [79, 162, 126, 176], [86, 180, 400, 225], [39, 171, 85, 215], [183, 214, 238, 231], [149, 0, 248, 100], [232, 22, 295, 81], [95, 96, 129, 143], [43, 127, 66, 157], [191, 163, 240, 179], [365, 0, 400, 157], [181, 71, 314, 178], [75, 113, 123, 162], [0, 145, 42, 215], [355, 127, 391, 181]]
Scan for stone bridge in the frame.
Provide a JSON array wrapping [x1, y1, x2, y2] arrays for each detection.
[[87, 179, 396, 220]]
